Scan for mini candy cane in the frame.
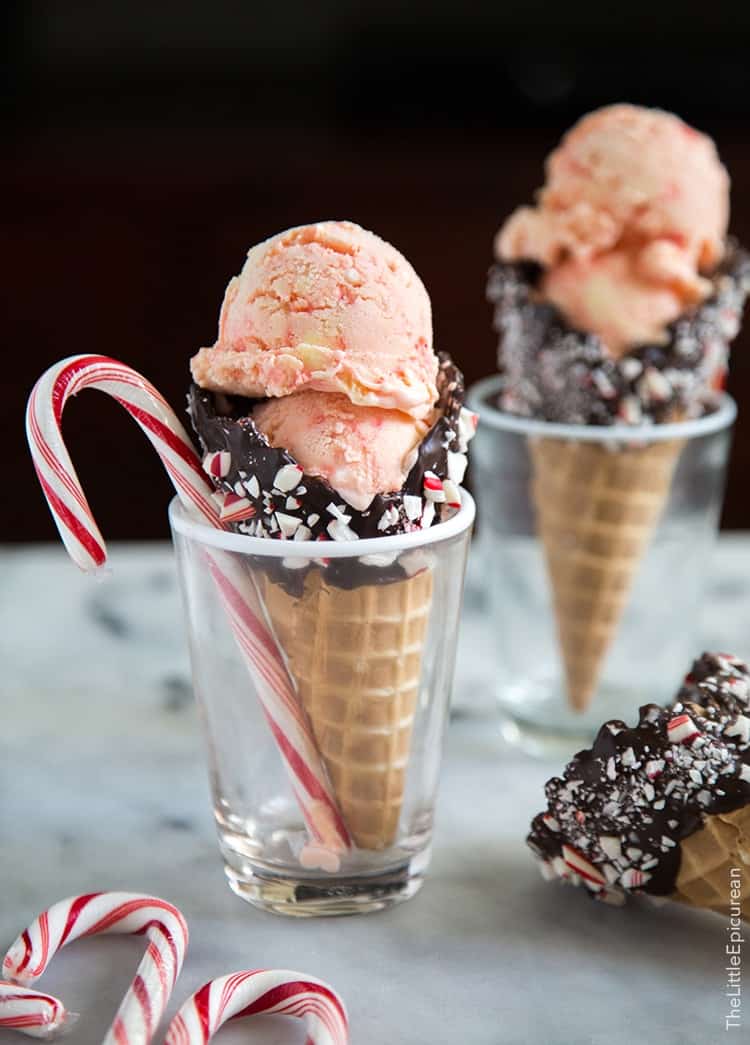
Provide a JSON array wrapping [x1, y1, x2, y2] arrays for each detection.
[[0, 983, 70, 1040], [26, 355, 351, 860], [165, 970, 349, 1045], [2, 892, 188, 1045]]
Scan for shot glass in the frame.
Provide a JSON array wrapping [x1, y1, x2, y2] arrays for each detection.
[[467, 375, 735, 756], [170, 492, 475, 916]]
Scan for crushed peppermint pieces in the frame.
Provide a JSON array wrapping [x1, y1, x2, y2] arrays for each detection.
[[562, 845, 605, 890], [327, 515, 359, 542], [378, 506, 400, 532], [244, 474, 260, 498], [218, 492, 256, 523], [620, 868, 651, 889], [442, 479, 462, 509], [638, 366, 672, 404], [273, 463, 304, 492], [403, 495, 423, 521], [423, 472, 446, 502], [447, 450, 468, 484], [202, 450, 231, 479], [667, 714, 701, 745], [487, 248, 750, 426], [528, 652, 750, 905], [726, 714, 750, 744], [275, 512, 301, 538], [599, 836, 621, 861], [188, 352, 474, 564]]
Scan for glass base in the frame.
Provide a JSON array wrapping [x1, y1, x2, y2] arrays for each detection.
[[497, 672, 678, 759], [498, 712, 593, 759], [224, 862, 425, 917]]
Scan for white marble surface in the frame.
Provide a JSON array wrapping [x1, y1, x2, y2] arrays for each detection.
[[2, 539, 750, 1044]]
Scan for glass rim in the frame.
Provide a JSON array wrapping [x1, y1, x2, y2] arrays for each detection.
[[168, 489, 475, 558], [466, 374, 737, 443]]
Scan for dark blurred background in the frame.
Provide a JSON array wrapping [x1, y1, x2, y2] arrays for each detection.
[[5, 1, 750, 542]]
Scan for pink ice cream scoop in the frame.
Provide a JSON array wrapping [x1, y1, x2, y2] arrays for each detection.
[[191, 221, 438, 419], [253, 391, 429, 511], [496, 104, 730, 355], [541, 243, 713, 354]]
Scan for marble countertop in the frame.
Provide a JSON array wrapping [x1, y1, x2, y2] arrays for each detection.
[[3, 539, 750, 1045]]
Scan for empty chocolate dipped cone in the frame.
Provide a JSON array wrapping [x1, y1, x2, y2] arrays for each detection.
[[527, 652, 750, 920]]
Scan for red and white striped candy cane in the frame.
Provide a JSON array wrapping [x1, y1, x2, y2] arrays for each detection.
[[165, 970, 349, 1045], [0, 982, 70, 1040], [2, 892, 188, 1045], [26, 354, 220, 570], [205, 551, 351, 864], [26, 355, 351, 859]]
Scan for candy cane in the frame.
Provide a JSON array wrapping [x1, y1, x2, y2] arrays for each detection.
[[205, 550, 350, 864], [0, 983, 70, 1040], [26, 354, 220, 571], [2, 893, 188, 1045], [26, 355, 351, 859], [165, 970, 349, 1045]]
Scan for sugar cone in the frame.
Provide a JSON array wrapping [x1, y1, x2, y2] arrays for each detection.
[[530, 435, 685, 712], [262, 568, 433, 850], [670, 807, 750, 918]]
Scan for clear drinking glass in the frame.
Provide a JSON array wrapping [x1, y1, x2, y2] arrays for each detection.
[[169, 492, 474, 916], [467, 375, 735, 756]]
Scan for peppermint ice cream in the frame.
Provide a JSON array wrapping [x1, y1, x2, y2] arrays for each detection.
[[489, 104, 749, 424], [191, 221, 438, 420], [190, 221, 475, 545], [498, 103, 729, 354], [253, 392, 428, 513]]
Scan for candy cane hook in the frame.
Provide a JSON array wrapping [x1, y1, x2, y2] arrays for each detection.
[[165, 970, 349, 1045], [2, 893, 188, 1045], [26, 354, 220, 572], [26, 354, 352, 859]]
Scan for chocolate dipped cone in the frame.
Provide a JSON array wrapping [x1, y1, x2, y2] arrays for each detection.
[[262, 567, 433, 850], [671, 795, 750, 918], [530, 434, 685, 711]]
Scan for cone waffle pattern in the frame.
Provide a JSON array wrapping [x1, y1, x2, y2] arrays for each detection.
[[671, 806, 750, 917], [530, 436, 685, 712], [263, 569, 433, 850]]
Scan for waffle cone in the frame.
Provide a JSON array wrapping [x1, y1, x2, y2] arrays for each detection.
[[262, 568, 433, 850], [670, 806, 750, 918], [530, 435, 684, 712]]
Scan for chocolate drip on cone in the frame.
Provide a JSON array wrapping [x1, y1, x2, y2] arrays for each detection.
[[487, 243, 750, 426], [528, 653, 750, 903], [187, 352, 473, 593]]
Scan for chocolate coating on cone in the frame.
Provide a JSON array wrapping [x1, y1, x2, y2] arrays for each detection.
[[487, 243, 750, 425], [528, 653, 750, 903], [188, 352, 472, 593]]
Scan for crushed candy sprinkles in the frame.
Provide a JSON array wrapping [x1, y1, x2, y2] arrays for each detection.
[[188, 353, 475, 593], [487, 247, 750, 426], [527, 653, 750, 905]]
